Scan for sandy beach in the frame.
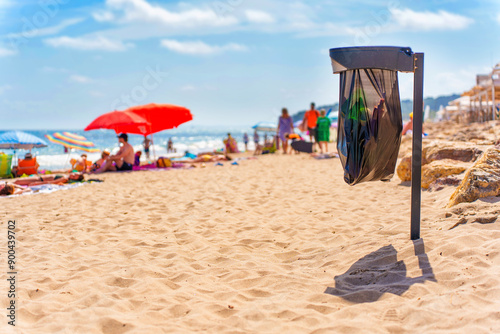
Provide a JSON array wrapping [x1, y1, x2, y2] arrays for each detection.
[[2, 1, 500, 332], [1, 146, 499, 333]]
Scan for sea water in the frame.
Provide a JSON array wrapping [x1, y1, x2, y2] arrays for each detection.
[[0, 126, 257, 170]]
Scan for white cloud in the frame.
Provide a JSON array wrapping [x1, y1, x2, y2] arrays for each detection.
[[96, 0, 238, 28], [44, 35, 133, 51], [69, 75, 93, 83], [390, 8, 474, 31], [0, 0, 10, 6], [81, 1, 336, 41], [430, 69, 480, 96], [245, 10, 275, 24], [0, 46, 16, 56], [497, 13, 500, 24], [93, 11, 115, 22], [5, 18, 84, 39], [160, 39, 247, 55]]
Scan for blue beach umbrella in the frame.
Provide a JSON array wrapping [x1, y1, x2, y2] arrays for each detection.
[[0, 131, 48, 152], [252, 122, 277, 132]]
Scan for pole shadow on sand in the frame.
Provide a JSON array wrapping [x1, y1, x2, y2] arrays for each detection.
[[324, 240, 436, 303]]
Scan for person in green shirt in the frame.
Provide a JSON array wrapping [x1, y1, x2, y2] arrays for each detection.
[[316, 109, 331, 154]]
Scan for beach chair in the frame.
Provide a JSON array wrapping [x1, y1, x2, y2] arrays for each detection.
[[17, 156, 39, 176], [261, 138, 277, 154], [0, 154, 13, 178]]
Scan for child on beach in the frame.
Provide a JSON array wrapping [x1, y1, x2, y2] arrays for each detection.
[[90, 150, 110, 173], [316, 109, 331, 154], [285, 133, 303, 154], [135, 151, 142, 166], [72, 154, 88, 173]]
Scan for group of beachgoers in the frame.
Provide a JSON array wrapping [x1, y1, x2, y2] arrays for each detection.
[[69, 133, 139, 174], [282, 102, 332, 154], [0, 133, 137, 196], [1, 102, 424, 196], [235, 102, 333, 155], [238, 101, 424, 156]]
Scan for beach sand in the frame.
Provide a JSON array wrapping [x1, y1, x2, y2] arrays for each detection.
[[1, 152, 499, 333]]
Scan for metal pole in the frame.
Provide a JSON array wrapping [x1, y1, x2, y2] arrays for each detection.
[[411, 53, 424, 240], [492, 76, 496, 120], [150, 134, 156, 162]]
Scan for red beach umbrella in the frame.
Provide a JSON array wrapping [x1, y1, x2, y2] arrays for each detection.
[[84, 104, 192, 160], [125, 103, 193, 135], [124, 103, 193, 159], [84, 110, 151, 134]]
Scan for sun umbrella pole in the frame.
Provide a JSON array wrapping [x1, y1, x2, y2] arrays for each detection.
[[65, 148, 71, 170], [151, 134, 156, 162]]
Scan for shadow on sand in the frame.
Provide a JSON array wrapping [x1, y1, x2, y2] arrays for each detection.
[[324, 239, 436, 303]]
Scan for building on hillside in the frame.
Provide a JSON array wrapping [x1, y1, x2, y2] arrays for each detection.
[[446, 63, 500, 123]]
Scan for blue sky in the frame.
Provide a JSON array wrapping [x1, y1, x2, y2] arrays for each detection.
[[0, 0, 499, 129]]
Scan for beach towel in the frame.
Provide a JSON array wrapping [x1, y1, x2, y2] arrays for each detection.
[[0, 183, 86, 198], [337, 68, 402, 185], [313, 153, 338, 160], [132, 162, 186, 171]]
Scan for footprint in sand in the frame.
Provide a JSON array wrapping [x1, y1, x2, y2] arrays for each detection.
[[382, 308, 400, 321], [100, 317, 134, 334]]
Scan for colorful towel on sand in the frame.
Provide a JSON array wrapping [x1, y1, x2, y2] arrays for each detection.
[[132, 162, 186, 171]]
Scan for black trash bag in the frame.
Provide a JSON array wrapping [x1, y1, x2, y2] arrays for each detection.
[[337, 68, 402, 185]]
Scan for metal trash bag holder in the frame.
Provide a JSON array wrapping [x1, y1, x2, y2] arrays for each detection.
[[329, 46, 424, 240]]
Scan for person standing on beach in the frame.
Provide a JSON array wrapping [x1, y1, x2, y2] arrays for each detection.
[[303, 102, 320, 144], [253, 130, 259, 146], [277, 108, 294, 154], [143, 135, 151, 159], [167, 138, 174, 153], [316, 109, 331, 154], [243, 133, 249, 151], [98, 133, 135, 172], [224, 133, 239, 153]]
